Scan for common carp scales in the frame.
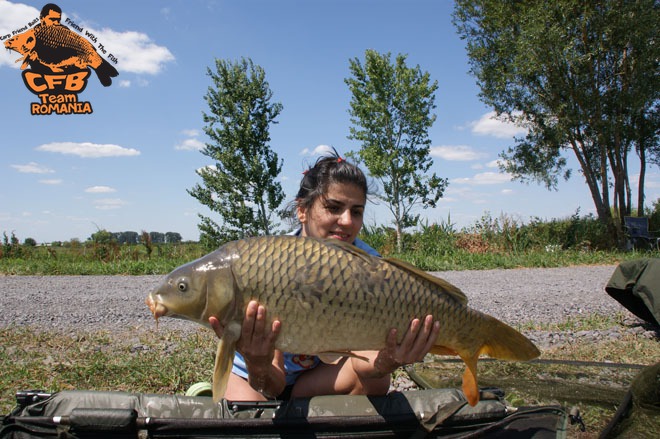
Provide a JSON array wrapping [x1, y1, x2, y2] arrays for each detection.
[[146, 236, 540, 405]]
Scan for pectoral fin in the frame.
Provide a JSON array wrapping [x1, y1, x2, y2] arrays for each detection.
[[212, 337, 236, 403], [318, 351, 369, 364]]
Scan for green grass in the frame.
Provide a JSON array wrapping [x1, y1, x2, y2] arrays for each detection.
[[0, 326, 217, 413], [1, 241, 657, 275], [0, 242, 206, 275], [3, 211, 660, 274]]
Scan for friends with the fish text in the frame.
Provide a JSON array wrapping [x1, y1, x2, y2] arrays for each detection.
[[208, 150, 441, 400]]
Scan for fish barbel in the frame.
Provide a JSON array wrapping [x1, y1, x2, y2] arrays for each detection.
[[146, 236, 540, 405]]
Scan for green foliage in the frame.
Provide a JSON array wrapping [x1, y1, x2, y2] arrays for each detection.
[[23, 237, 37, 247], [1, 211, 657, 275], [346, 49, 448, 252], [1, 231, 21, 258], [647, 198, 660, 232], [0, 241, 205, 275], [363, 211, 656, 271], [453, 0, 660, 233], [189, 57, 285, 248]]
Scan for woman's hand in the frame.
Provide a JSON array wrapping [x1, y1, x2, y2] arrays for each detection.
[[209, 301, 284, 397], [209, 300, 281, 364], [373, 315, 440, 376], [236, 300, 281, 364]]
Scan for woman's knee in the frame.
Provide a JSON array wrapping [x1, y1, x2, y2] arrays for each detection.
[[357, 375, 391, 396], [224, 373, 267, 401]]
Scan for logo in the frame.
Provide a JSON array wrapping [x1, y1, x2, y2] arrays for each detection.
[[3, 3, 119, 115]]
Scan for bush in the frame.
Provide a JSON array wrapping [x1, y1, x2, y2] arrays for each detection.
[[647, 198, 660, 232], [23, 237, 37, 247]]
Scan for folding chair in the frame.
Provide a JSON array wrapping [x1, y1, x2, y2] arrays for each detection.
[[623, 216, 660, 250]]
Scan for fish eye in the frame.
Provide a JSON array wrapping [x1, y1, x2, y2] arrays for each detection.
[[176, 279, 188, 292]]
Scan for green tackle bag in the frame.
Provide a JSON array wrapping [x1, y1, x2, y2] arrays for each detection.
[[0, 388, 568, 438], [605, 258, 660, 326]]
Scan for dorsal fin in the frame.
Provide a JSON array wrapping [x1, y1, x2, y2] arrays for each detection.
[[322, 238, 468, 306], [321, 237, 374, 261], [383, 257, 468, 306]]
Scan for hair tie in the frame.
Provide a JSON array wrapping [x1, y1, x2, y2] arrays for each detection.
[[337, 157, 344, 163]]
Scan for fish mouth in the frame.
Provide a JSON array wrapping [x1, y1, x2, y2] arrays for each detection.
[[145, 294, 168, 320]]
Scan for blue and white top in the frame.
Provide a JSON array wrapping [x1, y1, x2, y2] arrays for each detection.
[[231, 230, 380, 386]]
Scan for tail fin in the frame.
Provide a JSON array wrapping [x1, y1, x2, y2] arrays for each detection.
[[94, 58, 119, 87], [433, 314, 540, 407], [480, 314, 540, 361]]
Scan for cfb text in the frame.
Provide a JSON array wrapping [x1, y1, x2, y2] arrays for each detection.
[[21, 71, 90, 94]]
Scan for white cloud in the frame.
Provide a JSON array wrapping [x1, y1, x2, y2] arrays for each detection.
[[175, 129, 205, 151], [470, 111, 527, 139], [0, 2, 39, 69], [430, 145, 488, 161], [93, 198, 126, 210], [39, 179, 62, 185], [300, 145, 334, 156], [0, 2, 175, 75], [95, 28, 175, 75], [37, 142, 140, 158], [85, 186, 116, 193], [452, 171, 512, 186], [11, 162, 55, 174], [175, 137, 205, 151]]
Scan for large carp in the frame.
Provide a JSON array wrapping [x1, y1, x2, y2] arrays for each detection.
[[146, 236, 540, 405]]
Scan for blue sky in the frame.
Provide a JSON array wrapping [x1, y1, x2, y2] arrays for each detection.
[[2, 0, 658, 244]]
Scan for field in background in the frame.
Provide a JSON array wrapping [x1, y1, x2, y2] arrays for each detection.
[[2, 212, 659, 275]]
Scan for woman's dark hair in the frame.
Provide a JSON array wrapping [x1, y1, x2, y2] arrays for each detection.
[[295, 148, 368, 211]]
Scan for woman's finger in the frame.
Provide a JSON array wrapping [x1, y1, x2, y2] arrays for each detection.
[[241, 301, 260, 344], [400, 318, 421, 349]]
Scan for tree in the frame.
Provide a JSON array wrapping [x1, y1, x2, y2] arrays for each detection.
[[149, 232, 165, 244], [189, 57, 285, 248], [165, 232, 182, 244], [453, 0, 659, 243], [89, 229, 115, 244], [345, 50, 448, 252]]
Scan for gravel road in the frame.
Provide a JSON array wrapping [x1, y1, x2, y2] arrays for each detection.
[[0, 265, 637, 341]]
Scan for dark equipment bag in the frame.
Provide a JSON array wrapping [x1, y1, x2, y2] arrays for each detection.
[[605, 258, 660, 326], [0, 388, 568, 438]]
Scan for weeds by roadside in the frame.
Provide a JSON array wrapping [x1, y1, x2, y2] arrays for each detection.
[[2, 212, 659, 275]]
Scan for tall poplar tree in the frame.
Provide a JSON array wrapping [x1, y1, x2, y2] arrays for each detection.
[[345, 50, 448, 252], [189, 58, 284, 247]]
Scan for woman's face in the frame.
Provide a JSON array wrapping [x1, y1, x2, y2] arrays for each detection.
[[297, 182, 365, 243]]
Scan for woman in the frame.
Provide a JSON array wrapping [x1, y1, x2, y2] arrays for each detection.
[[208, 151, 440, 400]]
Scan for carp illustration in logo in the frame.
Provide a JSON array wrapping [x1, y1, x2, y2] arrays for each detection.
[[4, 4, 118, 87], [4, 4, 118, 115], [5, 25, 118, 86]]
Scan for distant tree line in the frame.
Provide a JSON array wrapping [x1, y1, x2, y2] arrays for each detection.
[[90, 230, 183, 245]]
